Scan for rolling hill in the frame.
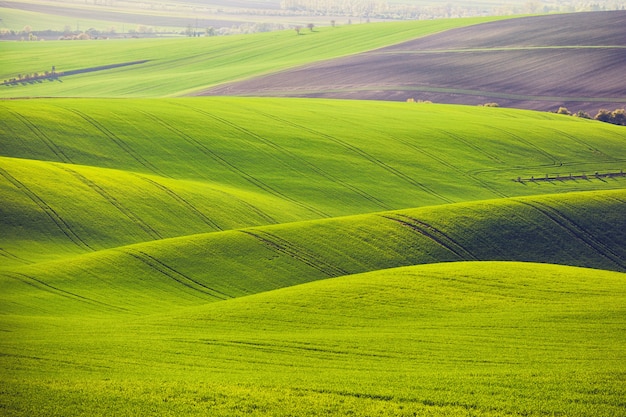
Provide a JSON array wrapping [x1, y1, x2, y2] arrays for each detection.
[[1, 12, 626, 417], [199, 11, 626, 113]]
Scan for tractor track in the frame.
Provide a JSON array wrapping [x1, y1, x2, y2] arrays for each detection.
[[59, 166, 163, 240], [122, 248, 230, 300], [516, 199, 626, 271], [233, 107, 393, 211], [139, 107, 327, 218], [0, 165, 92, 251], [0, 248, 32, 265], [137, 175, 223, 231], [61, 107, 164, 177], [5, 109, 72, 163], [3, 272, 127, 312], [250, 110, 406, 209], [385, 130, 507, 199], [382, 214, 478, 261], [241, 229, 348, 277]]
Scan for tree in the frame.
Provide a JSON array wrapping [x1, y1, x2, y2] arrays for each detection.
[[556, 107, 571, 115], [294, 25, 302, 35], [611, 109, 625, 125], [307, 23, 315, 31], [594, 109, 612, 123]]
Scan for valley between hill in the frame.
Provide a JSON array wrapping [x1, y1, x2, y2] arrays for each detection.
[[1, 12, 625, 417]]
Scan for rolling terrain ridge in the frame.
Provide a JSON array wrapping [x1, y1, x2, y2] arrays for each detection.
[[1, 12, 626, 416]]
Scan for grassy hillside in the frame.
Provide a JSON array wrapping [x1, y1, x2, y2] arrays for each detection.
[[2, 261, 625, 416], [0, 16, 507, 98], [1, 98, 625, 264], [2, 188, 625, 316]]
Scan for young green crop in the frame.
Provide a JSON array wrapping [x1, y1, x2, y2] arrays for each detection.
[[1, 98, 624, 264], [2, 261, 625, 416]]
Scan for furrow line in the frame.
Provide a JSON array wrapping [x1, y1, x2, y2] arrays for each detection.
[[5, 109, 72, 163], [542, 127, 618, 162], [61, 107, 164, 176], [0, 248, 31, 265], [382, 214, 478, 261], [0, 165, 92, 251], [200, 106, 388, 212], [138, 175, 223, 231], [517, 200, 626, 271], [489, 125, 562, 167], [139, 108, 327, 218], [122, 249, 230, 300], [3, 272, 128, 312], [388, 132, 507, 198], [60, 166, 163, 240], [241, 230, 348, 277], [432, 127, 504, 164], [265, 110, 454, 205]]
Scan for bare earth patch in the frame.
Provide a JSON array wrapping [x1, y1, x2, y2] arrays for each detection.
[[197, 11, 626, 113]]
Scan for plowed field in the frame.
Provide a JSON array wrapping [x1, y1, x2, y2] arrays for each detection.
[[199, 11, 626, 113]]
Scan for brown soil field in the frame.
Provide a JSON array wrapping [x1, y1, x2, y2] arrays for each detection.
[[198, 11, 626, 113], [3, 1, 250, 29]]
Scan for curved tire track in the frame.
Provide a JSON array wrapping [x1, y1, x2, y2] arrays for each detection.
[[199, 106, 390, 212], [516, 199, 626, 271], [59, 166, 163, 240], [138, 175, 223, 231], [3, 272, 127, 312], [241, 229, 348, 277], [261, 110, 452, 205], [138, 107, 327, 218], [122, 248, 230, 300], [5, 109, 72, 163], [60, 107, 165, 176], [382, 213, 479, 261], [0, 165, 92, 251]]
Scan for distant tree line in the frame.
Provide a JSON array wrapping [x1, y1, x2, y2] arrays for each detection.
[[279, 0, 625, 19], [557, 107, 626, 126]]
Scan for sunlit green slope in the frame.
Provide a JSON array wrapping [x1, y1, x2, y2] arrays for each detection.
[[1, 98, 625, 265], [2, 189, 624, 316], [2, 261, 625, 416], [0, 16, 507, 98]]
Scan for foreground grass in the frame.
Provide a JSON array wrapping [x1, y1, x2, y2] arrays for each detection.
[[2, 261, 625, 416], [0, 16, 509, 98]]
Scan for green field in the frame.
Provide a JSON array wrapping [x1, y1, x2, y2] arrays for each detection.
[[0, 15, 508, 98], [1, 14, 626, 417]]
